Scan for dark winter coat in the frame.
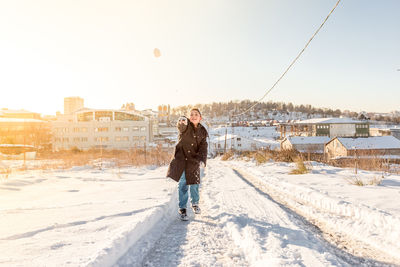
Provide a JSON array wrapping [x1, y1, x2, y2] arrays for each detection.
[[166, 118, 208, 185]]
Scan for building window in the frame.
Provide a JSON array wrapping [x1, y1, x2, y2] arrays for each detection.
[[81, 127, 88, 132], [132, 126, 139, 131], [123, 127, 129, 132], [73, 137, 81, 142], [62, 137, 69, 142], [140, 126, 146, 131], [95, 137, 109, 142], [115, 136, 129, 142], [114, 112, 144, 121], [81, 137, 88, 142], [133, 136, 139, 141], [237, 137, 241, 141], [77, 112, 94, 122], [94, 111, 113, 121], [95, 127, 109, 132], [73, 127, 80, 132], [115, 127, 122, 132]]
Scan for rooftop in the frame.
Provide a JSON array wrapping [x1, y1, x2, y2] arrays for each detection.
[[0, 118, 45, 123], [337, 136, 400, 150], [284, 136, 331, 145], [296, 118, 366, 124]]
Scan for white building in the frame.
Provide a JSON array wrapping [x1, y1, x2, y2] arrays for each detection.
[[325, 136, 400, 159], [210, 134, 268, 154], [51, 108, 153, 151], [279, 118, 369, 138], [280, 136, 330, 154], [64, 97, 84, 115]]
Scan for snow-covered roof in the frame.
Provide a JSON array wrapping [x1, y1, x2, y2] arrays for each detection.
[[0, 118, 45, 123], [0, 109, 39, 114], [284, 136, 331, 145], [296, 118, 365, 124], [337, 136, 400, 150]]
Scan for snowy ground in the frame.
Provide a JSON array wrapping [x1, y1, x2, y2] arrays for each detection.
[[0, 164, 177, 266], [1, 159, 400, 266]]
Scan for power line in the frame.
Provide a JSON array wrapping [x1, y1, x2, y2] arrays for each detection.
[[233, 0, 342, 118]]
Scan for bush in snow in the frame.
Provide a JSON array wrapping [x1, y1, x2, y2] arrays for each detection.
[[221, 151, 234, 161], [289, 157, 308, 175], [345, 175, 383, 186]]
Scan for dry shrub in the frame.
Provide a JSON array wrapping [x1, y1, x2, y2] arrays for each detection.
[[345, 176, 383, 186], [289, 157, 308, 175], [368, 176, 383, 186], [35, 146, 174, 170], [330, 151, 397, 173], [346, 176, 365, 186], [222, 148, 300, 165], [0, 166, 11, 179], [254, 152, 268, 165], [238, 151, 254, 159], [221, 151, 234, 161], [273, 149, 298, 162]]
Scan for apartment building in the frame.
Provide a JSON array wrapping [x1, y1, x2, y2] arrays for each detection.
[[279, 118, 369, 138], [51, 108, 153, 151], [64, 97, 84, 115]]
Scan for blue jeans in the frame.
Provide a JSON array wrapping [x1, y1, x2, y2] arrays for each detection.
[[178, 171, 199, 209]]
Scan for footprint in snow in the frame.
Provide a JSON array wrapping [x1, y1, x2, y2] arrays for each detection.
[[50, 242, 70, 250]]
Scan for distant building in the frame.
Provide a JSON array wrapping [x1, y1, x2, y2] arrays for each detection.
[[325, 136, 400, 159], [210, 134, 266, 154], [279, 118, 369, 138], [64, 97, 84, 115], [370, 127, 391, 136], [0, 144, 37, 160], [121, 102, 135, 111], [391, 128, 400, 140], [0, 118, 49, 148], [51, 108, 153, 151], [158, 105, 170, 123], [0, 108, 41, 120], [281, 136, 330, 154]]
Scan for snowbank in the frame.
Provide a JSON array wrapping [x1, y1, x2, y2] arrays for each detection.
[[0, 164, 177, 266], [227, 160, 400, 262]]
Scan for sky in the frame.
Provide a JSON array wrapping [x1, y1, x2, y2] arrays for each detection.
[[0, 0, 399, 115]]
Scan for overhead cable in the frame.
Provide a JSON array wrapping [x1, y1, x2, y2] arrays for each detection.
[[233, 0, 342, 117]]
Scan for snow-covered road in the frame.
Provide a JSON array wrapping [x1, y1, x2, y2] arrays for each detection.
[[116, 160, 392, 266], [2, 159, 398, 266]]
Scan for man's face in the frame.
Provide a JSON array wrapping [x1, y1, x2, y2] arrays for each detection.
[[189, 110, 202, 125]]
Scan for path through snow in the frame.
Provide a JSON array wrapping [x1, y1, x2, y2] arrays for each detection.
[[116, 160, 392, 266]]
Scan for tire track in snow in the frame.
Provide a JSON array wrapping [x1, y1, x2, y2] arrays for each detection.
[[228, 164, 397, 267], [116, 167, 249, 267]]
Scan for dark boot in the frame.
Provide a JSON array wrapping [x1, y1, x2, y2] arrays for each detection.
[[179, 208, 188, 221]]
